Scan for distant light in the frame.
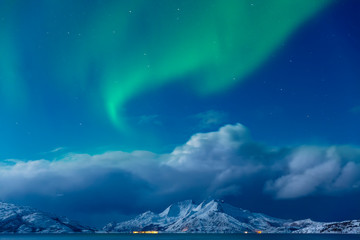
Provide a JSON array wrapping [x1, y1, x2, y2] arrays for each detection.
[[133, 231, 158, 234]]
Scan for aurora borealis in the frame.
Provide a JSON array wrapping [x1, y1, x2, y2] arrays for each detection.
[[1, 0, 360, 227], [1, 0, 332, 130]]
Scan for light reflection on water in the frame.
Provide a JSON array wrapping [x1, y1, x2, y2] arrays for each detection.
[[0, 234, 359, 240]]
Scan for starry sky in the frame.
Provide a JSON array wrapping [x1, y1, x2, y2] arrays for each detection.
[[0, 0, 359, 227]]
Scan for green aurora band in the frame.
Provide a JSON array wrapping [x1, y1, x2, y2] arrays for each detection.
[[0, 0, 333, 130], [0, 1, 26, 108]]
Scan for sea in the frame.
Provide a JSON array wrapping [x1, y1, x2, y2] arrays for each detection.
[[0, 234, 359, 240]]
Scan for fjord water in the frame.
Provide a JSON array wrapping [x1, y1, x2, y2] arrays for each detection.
[[0, 235, 360, 240]]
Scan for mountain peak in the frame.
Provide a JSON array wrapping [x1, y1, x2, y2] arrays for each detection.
[[104, 199, 360, 234], [0, 202, 95, 233], [159, 200, 195, 218]]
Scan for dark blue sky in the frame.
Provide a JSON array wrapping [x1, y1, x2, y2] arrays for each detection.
[[0, 0, 359, 226]]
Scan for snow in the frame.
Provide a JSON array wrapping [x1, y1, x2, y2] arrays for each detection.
[[1, 200, 358, 234], [293, 220, 360, 234], [103, 199, 360, 234], [0, 202, 95, 233]]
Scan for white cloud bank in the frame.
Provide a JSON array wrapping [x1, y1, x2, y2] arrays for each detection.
[[0, 123, 359, 212]]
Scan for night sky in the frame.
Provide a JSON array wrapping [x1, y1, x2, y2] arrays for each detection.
[[0, 0, 359, 227]]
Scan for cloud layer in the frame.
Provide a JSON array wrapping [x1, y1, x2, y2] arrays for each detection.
[[1, 123, 360, 224]]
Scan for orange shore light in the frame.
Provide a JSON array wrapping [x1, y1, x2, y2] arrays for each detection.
[[133, 231, 159, 234]]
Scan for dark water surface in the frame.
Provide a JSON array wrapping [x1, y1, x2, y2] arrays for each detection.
[[0, 234, 359, 240]]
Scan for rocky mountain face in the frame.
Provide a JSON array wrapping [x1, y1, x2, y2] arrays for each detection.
[[1, 200, 358, 234], [103, 199, 360, 234], [0, 202, 95, 233], [288, 219, 360, 234]]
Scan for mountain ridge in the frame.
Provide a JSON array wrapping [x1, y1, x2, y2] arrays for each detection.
[[103, 199, 360, 234], [0, 200, 359, 234], [0, 202, 95, 233]]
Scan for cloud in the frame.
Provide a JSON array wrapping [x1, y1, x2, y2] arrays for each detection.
[[192, 110, 227, 130], [350, 105, 360, 114], [49, 147, 65, 153], [0, 123, 360, 224], [167, 123, 248, 170], [39, 147, 66, 156], [137, 114, 162, 126], [265, 146, 360, 198]]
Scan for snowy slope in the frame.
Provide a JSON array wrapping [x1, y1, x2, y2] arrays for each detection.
[[293, 220, 360, 234], [104, 199, 289, 233], [104, 200, 197, 232], [104, 199, 360, 234], [164, 199, 288, 233], [0, 202, 95, 233]]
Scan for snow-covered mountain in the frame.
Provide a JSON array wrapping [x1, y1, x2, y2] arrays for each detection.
[[288, 219, 360, 234], [0, 202, 95, 233], [103, 199, 360, 234], [2, 199, 358, 234]]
